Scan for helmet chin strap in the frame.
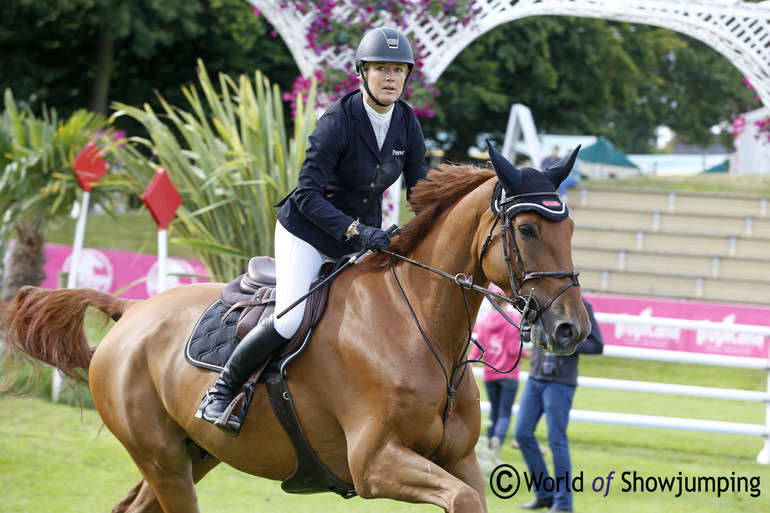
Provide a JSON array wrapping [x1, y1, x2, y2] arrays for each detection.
[[361, 77, 393, 108]]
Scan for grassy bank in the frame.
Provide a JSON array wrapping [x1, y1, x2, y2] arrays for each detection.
[[581, 172, 770, 195], [45, 209, 199, 259]]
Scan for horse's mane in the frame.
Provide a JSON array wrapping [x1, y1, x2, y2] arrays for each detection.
[[369, 163, 495, 269]]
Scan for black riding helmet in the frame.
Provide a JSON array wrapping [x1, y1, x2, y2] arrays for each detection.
[[355, 27, 414, 107]]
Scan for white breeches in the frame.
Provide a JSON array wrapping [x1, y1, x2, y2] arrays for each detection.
[[272, 221, 329, 339]]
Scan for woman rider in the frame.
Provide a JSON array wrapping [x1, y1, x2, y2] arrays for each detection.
[[197, 27, 429, 435]]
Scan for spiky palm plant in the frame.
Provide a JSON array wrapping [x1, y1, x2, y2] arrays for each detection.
[[111, 60, 317, 282], [0, 89, 120, 300]]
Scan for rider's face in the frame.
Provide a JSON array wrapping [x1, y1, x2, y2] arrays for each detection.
[[362, 62, 407, 112]]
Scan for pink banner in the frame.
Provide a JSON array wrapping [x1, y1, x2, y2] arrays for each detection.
[[38, 243, 210, 299], [584, 293, 770, 360], [15, 245, 770, 359]]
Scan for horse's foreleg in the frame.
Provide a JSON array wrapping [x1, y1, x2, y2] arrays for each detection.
[[442, 451, 488, 512], [433, 402, 488, 510], [112, 479, 163, 513], [349, 441, 485, 513], [433, 369, 487, 510]]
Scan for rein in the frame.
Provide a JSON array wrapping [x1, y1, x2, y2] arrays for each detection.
[[389, 265, 473, 422], [384, 249, 527, 424]]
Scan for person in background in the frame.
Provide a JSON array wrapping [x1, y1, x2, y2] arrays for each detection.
[[540, 145, 560, 169], [469, 287, 525, 459], [558, 148, 583, 198], [515, 298, 603, 513]]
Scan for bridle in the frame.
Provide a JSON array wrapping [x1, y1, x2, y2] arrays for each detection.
[[478, 185, 581, 324], [382, 180, 580, 423]]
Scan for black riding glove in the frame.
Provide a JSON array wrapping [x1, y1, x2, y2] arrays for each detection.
[[352, 224, 391, 252]]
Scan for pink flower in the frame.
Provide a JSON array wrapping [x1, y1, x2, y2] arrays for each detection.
[[276, 0, 475, 119]]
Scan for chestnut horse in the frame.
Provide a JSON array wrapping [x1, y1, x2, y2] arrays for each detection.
[[1, 153, 590, 512]]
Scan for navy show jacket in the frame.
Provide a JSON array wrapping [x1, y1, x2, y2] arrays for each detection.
[[277, 90, 428, 259]]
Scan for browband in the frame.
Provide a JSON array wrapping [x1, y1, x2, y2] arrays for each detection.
[[491, 182, 569, 222]]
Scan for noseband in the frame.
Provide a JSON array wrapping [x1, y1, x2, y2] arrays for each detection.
[[479, 187, 580, 323]]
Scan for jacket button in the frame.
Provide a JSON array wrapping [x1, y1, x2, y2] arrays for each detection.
[[370, 182, 376, 188], [362, 198, 368, 203], [375, 164, 381, 169]]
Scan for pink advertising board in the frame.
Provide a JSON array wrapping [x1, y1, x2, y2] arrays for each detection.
[[584, 292, 770, 360], [38, 243, 210, 299], [17, 245, 770, 360]]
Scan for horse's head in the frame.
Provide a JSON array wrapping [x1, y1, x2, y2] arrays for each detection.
[[480, 140, 591, 355]]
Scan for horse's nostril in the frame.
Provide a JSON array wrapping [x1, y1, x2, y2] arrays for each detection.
[[555, 323, 576, 344]]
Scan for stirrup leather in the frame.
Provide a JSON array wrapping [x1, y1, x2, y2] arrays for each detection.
[[213, 393, 244, 437]]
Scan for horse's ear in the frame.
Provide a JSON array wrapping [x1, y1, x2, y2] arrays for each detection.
[[545, 145, 581, 186], [486, 139, 521, 193]]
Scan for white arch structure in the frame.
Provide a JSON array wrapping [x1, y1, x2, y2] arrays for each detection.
[[249, 0, 770, 109]]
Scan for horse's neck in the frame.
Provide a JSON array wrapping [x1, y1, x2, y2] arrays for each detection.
[[397, 202, 488, 364]]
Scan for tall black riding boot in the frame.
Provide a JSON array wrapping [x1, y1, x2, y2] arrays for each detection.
[[195, 315, 290, 436]]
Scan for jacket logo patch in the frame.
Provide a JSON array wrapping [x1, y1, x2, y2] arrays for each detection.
[[392, 150, 405, 156]]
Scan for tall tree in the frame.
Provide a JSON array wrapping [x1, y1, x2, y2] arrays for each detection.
[[0, 0, 297, 120], [1, 2, 758, 159], [422, 16, 756, 158], [646, 34, 757, 148]]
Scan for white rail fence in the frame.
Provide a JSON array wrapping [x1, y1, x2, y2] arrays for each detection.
[[477, 313, 770, 465]]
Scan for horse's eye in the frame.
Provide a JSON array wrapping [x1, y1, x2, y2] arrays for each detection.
[[518, 224, 536, 238]]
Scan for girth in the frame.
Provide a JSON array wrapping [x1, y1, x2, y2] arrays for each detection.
[[263, 372, 357, 498]]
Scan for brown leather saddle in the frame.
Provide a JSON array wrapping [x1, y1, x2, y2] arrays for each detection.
[[186, 256, 356, 498]]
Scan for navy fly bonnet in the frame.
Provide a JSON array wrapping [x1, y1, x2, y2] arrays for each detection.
[[486, 139, 580, 222]]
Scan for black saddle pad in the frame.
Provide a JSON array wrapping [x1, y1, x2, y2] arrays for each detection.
[[185, 259, 339, 374], [185, 300, 240, 371]]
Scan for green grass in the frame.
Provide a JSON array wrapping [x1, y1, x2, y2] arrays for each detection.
[[45, 209, 199, 259], [2, 353, 768, 512]]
